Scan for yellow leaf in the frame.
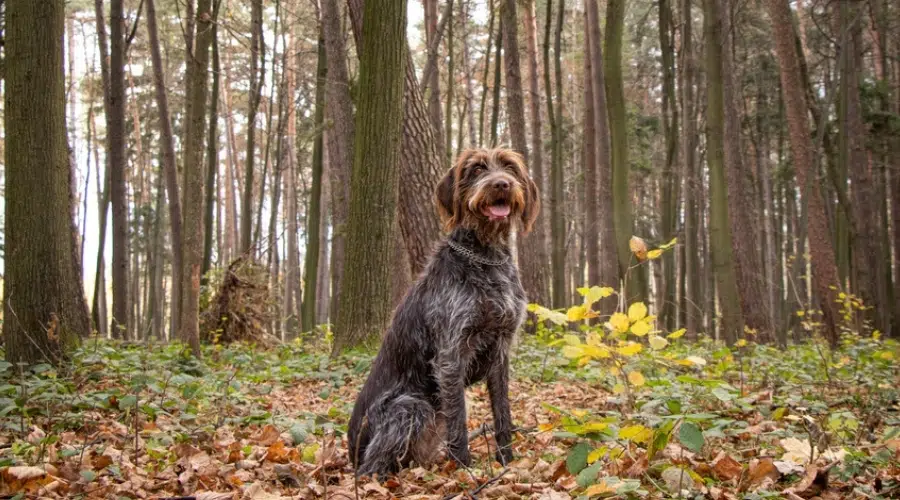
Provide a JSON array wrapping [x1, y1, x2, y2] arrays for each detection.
[[619, 424, 653, 443], [572, 409, 588, 417], [609, 312, 630, 333], [612, 383, 626, 394], [562, 345, 584, 359], [537, 423, 556, 432], [735, 339, 748, 347], [647, 249, 663, 260], [580, 285, 615, 305], [617, 343, 643, 357], [662, 237, 678, 249], [583, 481, 614, 496], [628, 302, 648, 322], [629, 236, 649, 261], [649, 335, 669, 350], [586, 331, 604, 346], [630, 319, 651, 337], [567, 305, 587, 322], [583, 344, 611, 359], [530, 304, 568, 325], [583, 421, 610, 432], [879, 351, 895, 360], [563, 334, 582, 346], [609, 366, 620, 376], [796, 310, 805, 317], [587, 447, 608, 464], [667, 328, 686, 339], [627, 371, 645, 387]]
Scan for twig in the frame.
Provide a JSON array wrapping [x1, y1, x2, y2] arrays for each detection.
[[442, 466, 511, 500]]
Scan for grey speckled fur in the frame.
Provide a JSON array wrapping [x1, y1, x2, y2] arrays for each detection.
[[347, 148, 539, 478]]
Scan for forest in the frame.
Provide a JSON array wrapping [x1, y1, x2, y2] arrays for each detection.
[[0, 0, 898, 498]]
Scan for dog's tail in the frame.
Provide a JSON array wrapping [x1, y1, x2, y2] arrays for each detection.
[[352, 393, 442, 477]]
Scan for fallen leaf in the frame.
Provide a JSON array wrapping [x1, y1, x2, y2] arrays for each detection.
[[711, 452, 743, 481]]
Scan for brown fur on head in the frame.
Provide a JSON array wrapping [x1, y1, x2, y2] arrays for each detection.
[[435, 147, 540, 244]]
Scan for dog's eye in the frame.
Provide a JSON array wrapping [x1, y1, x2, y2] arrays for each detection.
[[471, 163, 485, 174]]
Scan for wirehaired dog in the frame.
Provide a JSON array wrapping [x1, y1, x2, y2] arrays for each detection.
[[347, 147, 540, 477]]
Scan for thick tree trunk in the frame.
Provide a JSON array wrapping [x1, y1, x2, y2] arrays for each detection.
[[503, 0, 548, 306], [765, 0, 841, 343], [704, 0, 743, 344], [109, 0, 129, 339], [3, 0, 90, 364], [180, 0, 215, 357], [544, 0, 566, 308], [333, 0, 407, 353], [605, 0, 644, 301], [585, 0, 618, 300], [241, 0, 264, 254], [719, 0, 773, 340]]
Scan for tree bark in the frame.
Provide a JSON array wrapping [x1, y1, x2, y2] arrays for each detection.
[[680, 0, 701, 336], [605, 0, 644, 301], [202, 18, 221, 282], [424, 0, 445, 153], [719, 0, 773, 340], [241, 0, 264, 254], [333, 0, 408, 353], [3, 0, 90, 364], [460, 0, 477, 146], [585, 0, 618, 299], [582, 9, 599, 290], [765, 0, 841, 343], [303, 34, 327, 334], [543, 0, 565, 308], [658, 0, 679, 329], [109, 0, 129, 339], [91, 0, 111, 337], [180, 0, 215, 357], [145, 0, 184, 337], [503, 0, 548, 306], [478, 3, 495, 146]]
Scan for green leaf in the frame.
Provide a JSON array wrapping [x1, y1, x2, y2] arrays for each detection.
[[566, 442, 592, 475], [119, 395, 138, 409], [648, 420, 674, 460], [80, 470, 97, 482], [678, 422, 704, 453], [576, 460, 604, 487], [712, 387, 735, 402]]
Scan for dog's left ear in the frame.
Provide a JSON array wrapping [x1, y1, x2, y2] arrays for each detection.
[[435, 167, 458, 231], [521, 177, 541, 234]]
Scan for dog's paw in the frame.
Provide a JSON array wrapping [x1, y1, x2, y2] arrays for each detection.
[[449, 447, 472, 468], [495, 447, 514, 465]]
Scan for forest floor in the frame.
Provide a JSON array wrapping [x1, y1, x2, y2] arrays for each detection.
[[1, 329, 899, 499]]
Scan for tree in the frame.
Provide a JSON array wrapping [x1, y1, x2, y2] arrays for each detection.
[[145, 0, 184, 338], [605, 0, 644, 300], [503, 0, 548, 306], [764, 0, 840, 343], [302, 34, 327, 333], [657, 0, 679, 330], [585, 0, 618, 306], [545, 0, 566, 308], [3, 0, 91, 364], [679, 0, 701, 336], [333, 0, 407, 352], [241, 0, 264, 254], [109, 0, 129, 339], [180, 0, 216, 357]]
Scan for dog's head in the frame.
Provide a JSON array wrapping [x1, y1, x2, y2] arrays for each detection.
[[435, 147, 540, 243]]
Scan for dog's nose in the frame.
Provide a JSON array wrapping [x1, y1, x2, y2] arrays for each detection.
[[493, 179, 510, 191]]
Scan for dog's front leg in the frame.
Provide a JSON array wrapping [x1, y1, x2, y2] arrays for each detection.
[[437, 348, 471, 467], [487, 351, 514, 465]]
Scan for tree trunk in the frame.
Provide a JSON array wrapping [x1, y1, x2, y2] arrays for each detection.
[[145, 0, 184, 337], [582, 9, 599, 290], [241, 0, 264, 255], [585, 0, 618, 300], [3, 0, 90, 364], [680, 0, 701, 336], [704, 0, 743, 344], [460, 0, 477, 146], [490, 16, 503, 146], [719, 0, 773, 340], [543, 0, 566, 308], [333, 0, 407, 353], [658, 0, 679, 329], [424, 0, 445, 152], [321, 0, 354, 320], [303, 36, 327, 334], [180, 0, 215, 357], [503, 0, 548, 306], [91, 0, 112, 337], [765, 0, 841, 343], [109, 0, 129, 339], [202, 19, 221, 282], [605, 0, 643, 301], [478, 3, 495, 146], [444, 5, 455, 159]]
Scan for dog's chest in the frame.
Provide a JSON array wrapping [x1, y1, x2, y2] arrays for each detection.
[[469, 267, 525, 333]]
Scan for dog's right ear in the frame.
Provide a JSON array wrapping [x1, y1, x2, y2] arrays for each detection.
[[435, 167, 458, 231]]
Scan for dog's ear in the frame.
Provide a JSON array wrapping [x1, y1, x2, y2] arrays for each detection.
[[521, 177, 541, 235], [435, 166, 458, 231]]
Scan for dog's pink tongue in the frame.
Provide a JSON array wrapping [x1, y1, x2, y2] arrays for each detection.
[[487, 204, 511, 219]]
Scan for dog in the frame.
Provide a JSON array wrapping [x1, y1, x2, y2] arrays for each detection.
[[347, 147, 540, 477]]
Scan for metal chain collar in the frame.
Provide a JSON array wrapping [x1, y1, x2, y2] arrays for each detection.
[[446, 239, 509, 267]]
